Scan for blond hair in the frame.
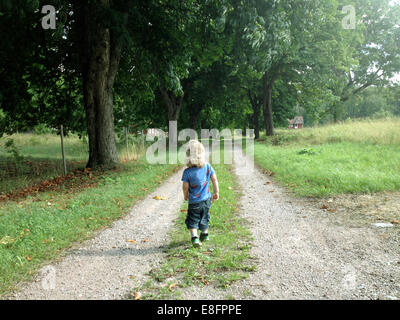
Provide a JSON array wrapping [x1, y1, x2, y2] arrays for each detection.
[[185, 140, 206, 168]]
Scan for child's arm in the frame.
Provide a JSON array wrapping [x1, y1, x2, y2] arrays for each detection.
[[211, 173, 219, 201], [182, 182, 189, 201]]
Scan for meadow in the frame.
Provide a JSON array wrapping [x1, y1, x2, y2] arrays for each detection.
[[0, 132, 144, 193], [253, 118, 400, 197]]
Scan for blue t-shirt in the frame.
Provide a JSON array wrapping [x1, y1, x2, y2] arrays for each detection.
[[181, 162, 215, 204]]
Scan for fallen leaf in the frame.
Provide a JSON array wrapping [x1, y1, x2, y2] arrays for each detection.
[[26, 256, 32, 261], [181, 209, 187, 213], [391, 220, 400, 225], [128, 195, 134, 199], [126, 240, 137, 244], [327, 209, 336, 213], [264, 182, 271, 185], [321, 204, 329, 210], [20, 228, 30, 237], [133, 291, 142, 300], [168, 283, 178, 292], [129, 275, 136, 280], [142, 238, 150, 243], [153, 195, 166, 200], [0, 236, 15, 245], [269, 190, 275, 193], [201, 279, 209, 285]]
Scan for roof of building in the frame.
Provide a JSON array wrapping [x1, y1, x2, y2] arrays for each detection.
[[288, 116, 304, 125]]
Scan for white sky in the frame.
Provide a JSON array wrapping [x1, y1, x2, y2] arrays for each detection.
[[392, 73, 400, 84]]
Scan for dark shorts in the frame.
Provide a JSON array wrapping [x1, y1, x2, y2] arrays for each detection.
[[185, 197, 211, 231]]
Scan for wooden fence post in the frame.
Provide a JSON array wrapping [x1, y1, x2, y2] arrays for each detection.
[[125, 127, 130, 160], [60, 125, 67, 175], [142, 129, 145, 151]]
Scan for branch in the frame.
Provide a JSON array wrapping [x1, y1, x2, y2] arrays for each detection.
[[108, 13, 128, 91]]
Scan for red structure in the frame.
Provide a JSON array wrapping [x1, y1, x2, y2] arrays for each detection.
[[288, 116, 304, 129]]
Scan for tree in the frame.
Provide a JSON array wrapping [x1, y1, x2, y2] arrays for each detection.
[[327, 0, 400, 122], [234, 0, 337, 135]]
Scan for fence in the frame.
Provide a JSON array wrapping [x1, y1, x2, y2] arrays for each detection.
[[0, 127, 147, 195]]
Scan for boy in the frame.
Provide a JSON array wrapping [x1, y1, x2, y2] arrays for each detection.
[[181, 140, 219, 247]]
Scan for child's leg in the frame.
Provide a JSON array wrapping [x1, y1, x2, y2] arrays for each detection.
[[189, 228, 198, 238], [186, 202, 203, 247], [199, 229, 209, 241], [199, 199, 211, 241], [189, 228, 201, 247]]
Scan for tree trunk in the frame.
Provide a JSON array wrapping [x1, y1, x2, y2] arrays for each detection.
[[189, 112, 197, 131], [248, 90, 261, 139], [189, 104, 203, 131], [75, 0, 125, 169], [261, 65, 281, 136], [333, 107, 338, 123], [160, 87, 183, 146], [263, 82, 274, 136], [160, 87, 183, 122], [253, 108, 260, 139]]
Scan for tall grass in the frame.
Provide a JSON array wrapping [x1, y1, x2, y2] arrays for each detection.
[[0, 132, 147, 193], [263, 118, 400, 146], [254, 118, 400, 197]]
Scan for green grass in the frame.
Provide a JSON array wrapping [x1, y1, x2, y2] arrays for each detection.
[[136, 162, 254, 300], [252, 118, 400, 197], [261, 118, 400, 146], [0, 132, 146, 193], [0, 133, 89, 160], [0, 159, 180, 297]]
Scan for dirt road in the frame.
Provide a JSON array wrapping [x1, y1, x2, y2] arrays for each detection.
[[7, 146, 400, 300]]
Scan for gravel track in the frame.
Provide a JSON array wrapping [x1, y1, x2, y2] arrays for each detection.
[[7, 168, 185, 300], [180, 145, 400, 300]]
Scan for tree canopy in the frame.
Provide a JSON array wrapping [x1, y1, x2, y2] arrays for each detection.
[[1, 0, 399, 166]]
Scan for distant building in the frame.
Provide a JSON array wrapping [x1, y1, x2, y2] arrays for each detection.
[[288, 116, 304, 129]]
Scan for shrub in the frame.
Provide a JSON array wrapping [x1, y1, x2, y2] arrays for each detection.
[[33, 124, 53, 135], [4, 139, 24, 162]]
